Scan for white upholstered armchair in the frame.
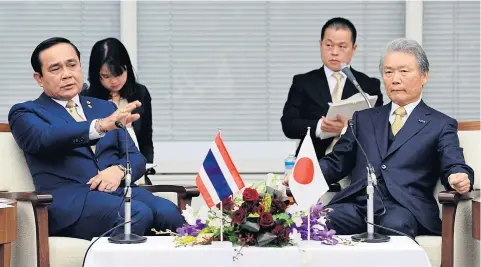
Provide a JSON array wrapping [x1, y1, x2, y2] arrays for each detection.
[[0, 123, 199, 267]]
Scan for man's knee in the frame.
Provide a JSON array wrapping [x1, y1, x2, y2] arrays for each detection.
[[379, 214, 418, 237], [131, 202, 154, 233], [325, 203, 365, 235], [151, 198, 184, 231]]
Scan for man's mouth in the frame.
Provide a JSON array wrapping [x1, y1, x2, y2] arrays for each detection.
[[62, 83, 75, 89]]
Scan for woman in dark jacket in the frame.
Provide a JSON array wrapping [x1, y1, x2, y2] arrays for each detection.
[[85, 37, 154, 163]]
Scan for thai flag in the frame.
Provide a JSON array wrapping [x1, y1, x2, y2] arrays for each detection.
[[195, 132, 245, 208]]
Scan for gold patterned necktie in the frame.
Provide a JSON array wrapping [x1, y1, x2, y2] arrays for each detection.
[[325, 72, 345, 154], [331, 72, 344, 103], [391, 106, 407, 136], [66, 100, 96, 153], [66, 100, 85, 122]]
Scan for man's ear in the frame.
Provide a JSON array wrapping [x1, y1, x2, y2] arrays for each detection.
[[33, 72, 43, 88], [352, 43, 358, 52], [421, 71, 428, 86]]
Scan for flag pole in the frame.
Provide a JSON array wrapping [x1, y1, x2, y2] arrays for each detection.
[[218, 128, 224, 242], [220, 200, 224, 242], [307, 208, 311, 241]]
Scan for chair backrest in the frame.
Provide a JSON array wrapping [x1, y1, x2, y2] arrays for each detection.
[[457, 121, 480, 190], [0, 124, 38, 267], [0, 124, 35, 192], [430, 121, 479, 218]]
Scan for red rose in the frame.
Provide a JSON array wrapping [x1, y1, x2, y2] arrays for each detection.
[[232, 209, 247, 225], [243, 188, 259, 202], [217, 196, 234, 211], [270, 199, 287, 214], [241, 201, 256, 213], [259, 212, 274, 228], [272, 225, 289, 244]]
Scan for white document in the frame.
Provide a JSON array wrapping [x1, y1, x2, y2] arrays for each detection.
[[326, 93, 378, 120], [321, 93, 378, 138]]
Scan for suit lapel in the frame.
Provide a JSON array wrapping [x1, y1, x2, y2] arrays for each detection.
[[36, 93, 96, 158], [341, 67, 360, 99], [370, 103, 391, 159], [384, 101, 431, 158], [36, 93, 76, 123], [79, 96, 96, 122], [314, 66, 333, 105]]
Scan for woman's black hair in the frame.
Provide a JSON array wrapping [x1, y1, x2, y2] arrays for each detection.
[[87, 37, 137, 100]]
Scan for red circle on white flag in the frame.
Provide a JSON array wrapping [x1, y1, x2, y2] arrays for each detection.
[[293, 157, 314, 184]]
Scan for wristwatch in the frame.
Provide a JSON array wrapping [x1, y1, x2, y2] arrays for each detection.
[[116, 164, 127, 178]]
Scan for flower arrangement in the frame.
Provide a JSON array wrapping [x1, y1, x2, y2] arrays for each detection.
[[161, 174, 342, 248]]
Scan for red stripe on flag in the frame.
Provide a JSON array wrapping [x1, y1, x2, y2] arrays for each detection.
[[215, 133, 245, 190], [195, 174, 216, 208]]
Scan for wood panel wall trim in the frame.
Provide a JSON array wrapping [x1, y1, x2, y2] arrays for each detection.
[[0, 124, 9, 133], [458, 121, 480, 131]]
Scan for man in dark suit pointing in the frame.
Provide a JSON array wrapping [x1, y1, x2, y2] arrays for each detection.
[[281, 17, 383, 159]]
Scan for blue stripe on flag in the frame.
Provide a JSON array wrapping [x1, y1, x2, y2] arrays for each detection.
[[203, 149, 233, 201]]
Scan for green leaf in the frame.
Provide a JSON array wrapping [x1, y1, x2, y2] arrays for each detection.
[[257, 232, 277, 247], [283, 218, 294, 227], [229, 235, 238, 243], [240, 221, 260, 232], [175, 236, 197, 245], [248, 213, 260, 218], [273, 213, 290, 222], [262, 193, 272, 212], [199, 226, 216, 234], [252, 181, 267, 194]]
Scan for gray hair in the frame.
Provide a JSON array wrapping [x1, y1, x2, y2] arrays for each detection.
[[379, 38, 429, 76]]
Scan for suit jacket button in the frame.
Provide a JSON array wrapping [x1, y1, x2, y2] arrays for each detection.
[[381, 164, 387, 170]]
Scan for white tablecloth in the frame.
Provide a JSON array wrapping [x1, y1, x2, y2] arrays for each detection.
[[84, 236, 432, 267]]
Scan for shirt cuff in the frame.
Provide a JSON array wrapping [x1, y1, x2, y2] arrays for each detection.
[[89, 119, 106, 140]]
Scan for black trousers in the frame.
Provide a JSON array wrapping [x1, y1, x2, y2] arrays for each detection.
[[324, 180, 427, 238]]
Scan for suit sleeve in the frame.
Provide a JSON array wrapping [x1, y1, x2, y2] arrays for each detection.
[[138, 87, 154, 163], [438, 118, 475, 191], [318, 111, 359, 184], [370, 78, 384, 107], [8, 103, 97, 155], [281, 75, 319, 140]]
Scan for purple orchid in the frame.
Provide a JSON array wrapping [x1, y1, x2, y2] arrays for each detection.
[[176, 219, 206, 237]]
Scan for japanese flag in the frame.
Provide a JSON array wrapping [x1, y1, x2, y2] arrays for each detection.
[[289, 127, 329, 210]]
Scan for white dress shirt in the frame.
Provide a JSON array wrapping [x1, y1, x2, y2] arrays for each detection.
[[51, 94, 105, 140], [389, 97, 422, 125], [316, 65, 348, 139]]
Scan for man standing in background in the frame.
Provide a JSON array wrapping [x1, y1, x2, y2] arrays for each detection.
[[281, 17, 383, 159]]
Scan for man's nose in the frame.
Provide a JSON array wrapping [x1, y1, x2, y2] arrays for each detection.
[[391, 72, 401, 83], [61, 67, 73, 79], [331, 46, 339, 55]]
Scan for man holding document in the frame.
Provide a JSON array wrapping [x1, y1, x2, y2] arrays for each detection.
[[281, 17, 383, 159]]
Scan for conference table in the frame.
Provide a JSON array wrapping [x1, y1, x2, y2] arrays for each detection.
[[84, 235, 432, 267]]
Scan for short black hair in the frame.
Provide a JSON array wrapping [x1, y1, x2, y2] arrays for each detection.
[[87, 37, 137, 100], [321, 17, 357, 45], [31, 37, 81, 75]]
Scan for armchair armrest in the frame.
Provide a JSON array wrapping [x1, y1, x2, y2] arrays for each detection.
[[438, 190, 472, 267], [0, 191, 52, 205], [139, 185, 199, 210], [0, 191, 52, 267]]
